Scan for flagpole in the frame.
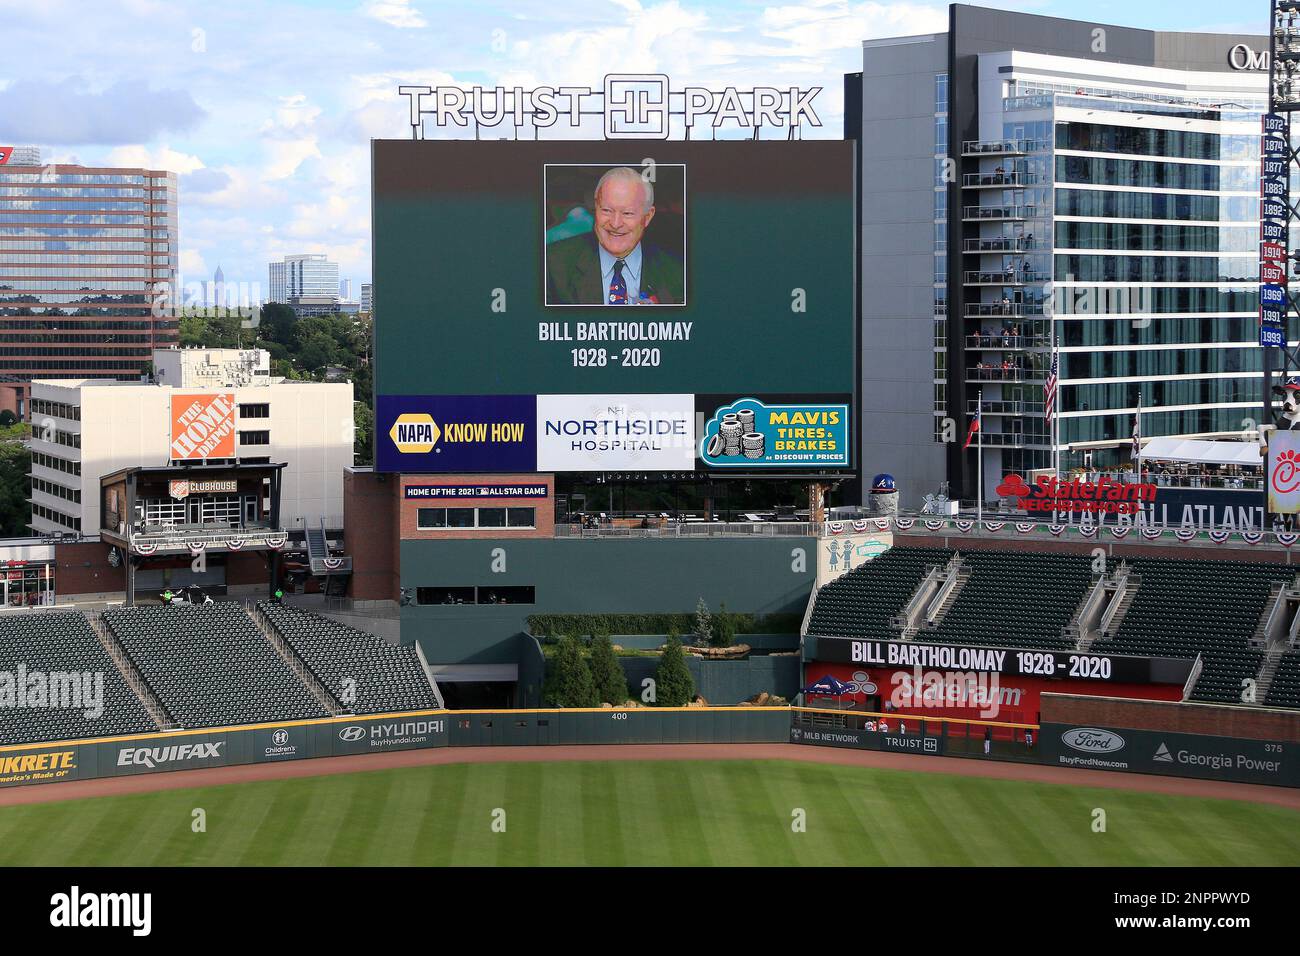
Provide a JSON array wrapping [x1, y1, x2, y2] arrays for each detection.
[[977, 389, 983, 524], [1051, 321, 1059, 481]]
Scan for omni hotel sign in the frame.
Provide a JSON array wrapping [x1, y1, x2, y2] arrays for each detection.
[[397, 75, 822, 140], [1228, 43, 1269, 71]]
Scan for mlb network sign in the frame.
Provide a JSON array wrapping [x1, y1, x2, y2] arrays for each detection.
[[397, 75, 822, 139]]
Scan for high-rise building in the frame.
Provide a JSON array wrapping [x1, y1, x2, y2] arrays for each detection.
[[0, 162, 179, 389], [0, 146, 42, 166], [849, 4, 1269, 506], [338, 277, 351, 300], [268, 254, 339, 315], [360, 283, 372, 314]]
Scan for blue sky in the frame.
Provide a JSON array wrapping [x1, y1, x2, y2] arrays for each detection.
[[0, 0, 1266, 294]]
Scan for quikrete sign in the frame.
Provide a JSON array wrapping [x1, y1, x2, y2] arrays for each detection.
[[812, 638, 1191, 685], [996, 473, 1156, 514]]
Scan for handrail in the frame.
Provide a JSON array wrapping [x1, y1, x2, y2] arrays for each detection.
[[1182, 653, 1204, 701]]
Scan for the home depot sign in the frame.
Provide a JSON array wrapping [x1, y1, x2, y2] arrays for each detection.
[[170, 393, 237, 460]]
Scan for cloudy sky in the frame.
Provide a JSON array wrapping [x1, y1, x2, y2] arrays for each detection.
[[0, 0, 1260, 296]]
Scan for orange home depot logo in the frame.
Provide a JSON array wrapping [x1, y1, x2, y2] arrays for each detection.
[[171, 393, 237, 460]]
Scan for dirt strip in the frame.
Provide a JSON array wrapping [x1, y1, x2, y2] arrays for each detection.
[[1, 743, 1298, 811]]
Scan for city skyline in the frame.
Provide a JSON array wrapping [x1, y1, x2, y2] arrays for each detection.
[[0, 0, 1262, 294]]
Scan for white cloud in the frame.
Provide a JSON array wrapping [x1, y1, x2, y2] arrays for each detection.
[[106, 144, 207, 175], [363, 0, 426, 29]]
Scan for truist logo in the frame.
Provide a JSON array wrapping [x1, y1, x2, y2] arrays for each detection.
[[995, 474, 1156, 514]]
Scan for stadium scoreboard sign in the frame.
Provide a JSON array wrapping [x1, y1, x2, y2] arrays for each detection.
[[812, 638, 1194, 686], [372, 136, 855, 475]]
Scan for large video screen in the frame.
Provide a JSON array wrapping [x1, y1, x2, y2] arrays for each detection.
[[373, 139, 855, 474]]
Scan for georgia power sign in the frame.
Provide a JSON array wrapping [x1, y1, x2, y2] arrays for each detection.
[[170, 394, 237, 461]]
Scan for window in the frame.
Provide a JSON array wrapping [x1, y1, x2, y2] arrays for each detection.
[[238, 430, 269, 445], [447, 508, 475, 528], [478, 508, 506, 527], [417, 586, 475, 605], [507, 508, 535, 528], [417, 508, 446, 529], [238, 403, 269, 419]]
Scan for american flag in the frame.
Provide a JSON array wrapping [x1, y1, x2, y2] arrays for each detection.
[[1044, 351, 1059, 424]]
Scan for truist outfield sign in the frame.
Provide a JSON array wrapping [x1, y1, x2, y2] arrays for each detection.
[[995, 474, 1157, 515]]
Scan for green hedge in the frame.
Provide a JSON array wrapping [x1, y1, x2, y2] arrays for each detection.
[[527, 612, 800, 639]]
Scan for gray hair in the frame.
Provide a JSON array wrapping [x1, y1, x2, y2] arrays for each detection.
[[594, 166, 653, 214]]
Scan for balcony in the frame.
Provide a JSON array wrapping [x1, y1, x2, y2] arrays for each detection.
[[966, 365, 1045, 384], [964, 270, 1051, 286], [962, 205, 1040, 222], [962, 172, 1042, 189], [960, 138, 1050, 157], [963, 237, 1038, 253], [967, 399, 1046, 416], [964, 302, 1047, 318], [973, 432, 1030, 448], [965, 333, 1051, 350]]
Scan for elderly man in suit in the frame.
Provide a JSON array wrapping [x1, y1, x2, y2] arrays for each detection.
[[546, 166, 684, 305]]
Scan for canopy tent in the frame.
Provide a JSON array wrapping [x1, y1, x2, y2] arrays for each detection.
[[801, 674, 855, 697], [1137, 437, 1262, 468]]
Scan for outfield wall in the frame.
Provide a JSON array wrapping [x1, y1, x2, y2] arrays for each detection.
[[0, 707, 790, 789]]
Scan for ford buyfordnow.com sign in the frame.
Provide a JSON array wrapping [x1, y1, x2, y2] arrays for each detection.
[[1061, 727, 1126, 754]]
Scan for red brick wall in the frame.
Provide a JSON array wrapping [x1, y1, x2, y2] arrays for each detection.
[[398, 474, 554, 540], [226, 552, 267, 586], [345, 469, 399, 602], [1042, 693, 1300, 742], [56, 541, 123, 596]]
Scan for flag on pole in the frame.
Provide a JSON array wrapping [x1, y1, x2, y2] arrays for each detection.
[[1044, 351, 1059, 423], [1131, 396, 1142, 460], [964, 400, 981, 450]]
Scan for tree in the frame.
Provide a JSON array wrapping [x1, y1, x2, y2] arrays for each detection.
[[653, 633, 695, 707], [353, 402, 374, 464], [693, 597, 712, 646], [589, 632, 629, 705], [0, 440, 31, 538], [713, 602, 735, 648], [543, 635, 598, 708]]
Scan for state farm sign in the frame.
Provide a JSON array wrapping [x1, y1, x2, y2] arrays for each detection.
[[170, 393, 236, 460], [995, 474, 1156, 515]]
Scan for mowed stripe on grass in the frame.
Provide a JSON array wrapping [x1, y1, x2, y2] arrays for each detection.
[[0, 759, 1296, 867]]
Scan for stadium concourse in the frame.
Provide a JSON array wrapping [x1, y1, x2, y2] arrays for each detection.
[[0, 602, 440, 747]]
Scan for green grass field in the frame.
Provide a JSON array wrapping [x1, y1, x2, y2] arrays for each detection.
[[1, 759, 1296, 866]]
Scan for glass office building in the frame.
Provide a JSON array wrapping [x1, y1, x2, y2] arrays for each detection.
[[0, 164, 179, 381], [850, 4, 1271, 505]]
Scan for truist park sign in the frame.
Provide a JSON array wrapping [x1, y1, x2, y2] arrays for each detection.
[[397, 75, 822, 139]]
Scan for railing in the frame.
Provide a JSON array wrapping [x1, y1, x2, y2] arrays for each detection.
[[1088, 469, 1263, 492], [247, 603, 347, 717], [962, 205, 1040, 221], [963, 237, 1037, 253], [1182, 653, 1204, 702], [961, 138, 1050, 155], [127, 524, 285, 549], [967, 399, 1045, 415], [89, 611, 178, 731], [555, 521, 819, 538], [966, 367, 1043, 383], [966, 334, 1050, 350], [962, 172, 1043, 188], [964, 270, 1051, 285], [964, 302, 1047, 318]]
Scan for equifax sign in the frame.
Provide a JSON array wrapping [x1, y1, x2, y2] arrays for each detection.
[[170, 393, 236, 460]]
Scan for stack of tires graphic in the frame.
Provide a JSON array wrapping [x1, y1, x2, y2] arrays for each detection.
[[708, 408, 764, 460]]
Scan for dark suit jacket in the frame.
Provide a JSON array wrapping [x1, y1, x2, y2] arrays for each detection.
[[546, 233, 684, 305]]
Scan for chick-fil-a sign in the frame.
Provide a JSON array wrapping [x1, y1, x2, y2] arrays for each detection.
[[1269, 430, 1300, 514]]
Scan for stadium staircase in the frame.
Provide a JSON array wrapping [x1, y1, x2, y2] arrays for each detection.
[[305, 519, 352, 596], [87, 611, 176, 731], [245, 604, 348, 716], [1265, 651, 1300, 708], [1253, 646, 1285, 704], [913, 555, 970, 636]]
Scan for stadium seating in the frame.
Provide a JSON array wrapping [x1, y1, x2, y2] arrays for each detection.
[[104, 603, 326, 728], [1265, 651, 1300, 709], [256, 601, 439, 713], [919, 549, 1092, 651], [1089, 558, 1276, 704], [0, 612, 156, 745], [808, 545, 954, 639]]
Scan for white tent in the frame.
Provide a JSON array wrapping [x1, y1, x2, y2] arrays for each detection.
[[1138, 436, 1262, 468]]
